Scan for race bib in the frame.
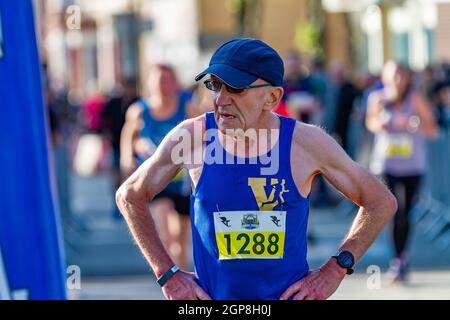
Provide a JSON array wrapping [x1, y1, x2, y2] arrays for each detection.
[[213, 211, 286, 260], [385, 134, 413, 158]]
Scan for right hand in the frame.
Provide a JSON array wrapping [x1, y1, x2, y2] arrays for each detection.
[[161, 270, 212, 300]]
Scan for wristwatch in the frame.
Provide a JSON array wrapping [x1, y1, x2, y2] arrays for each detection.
[[156, 264, 180, 287], [332, 250, 355, 275]]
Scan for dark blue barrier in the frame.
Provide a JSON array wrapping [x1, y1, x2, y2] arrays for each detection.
[[0, 0, 66, 299]]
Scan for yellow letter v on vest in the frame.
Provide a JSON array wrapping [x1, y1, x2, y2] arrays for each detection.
[[248, 177, 289, 211]]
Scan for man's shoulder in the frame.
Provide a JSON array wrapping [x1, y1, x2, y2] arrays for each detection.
[[292, 121, 327, 145], [166, 115, 206, 168], [164, 114, 206, 149], [291, 121, 338, 158], [177, 114, 206, 134]]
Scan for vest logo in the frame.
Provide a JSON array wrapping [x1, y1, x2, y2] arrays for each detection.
[[270, 216, 281, 227], [220, 216, 231, 227], [241, 213, 260, 230], [248, 177, 289, 211]]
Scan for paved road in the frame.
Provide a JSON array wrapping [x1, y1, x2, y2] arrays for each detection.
[[68, 270, 450, 300]]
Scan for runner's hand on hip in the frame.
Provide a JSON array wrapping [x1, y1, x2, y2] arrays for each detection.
[[162, 270, 212, 300], [279, 259, 346, 300]]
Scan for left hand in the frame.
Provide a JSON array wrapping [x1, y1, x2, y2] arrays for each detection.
[[279, 259, 347, 300]]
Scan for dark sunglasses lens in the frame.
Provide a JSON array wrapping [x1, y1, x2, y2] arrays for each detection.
[[226, 86, 244, 94], [204, 80, 244, 93], [205, 80, 221, 92]]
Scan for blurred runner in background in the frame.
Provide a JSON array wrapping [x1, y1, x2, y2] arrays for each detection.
[[366, 61, 438, 283], [120, 64, 191, 270], [102, 78, 138, 218]]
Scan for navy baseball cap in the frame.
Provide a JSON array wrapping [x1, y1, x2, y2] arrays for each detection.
[[195, 38, 284, 88]]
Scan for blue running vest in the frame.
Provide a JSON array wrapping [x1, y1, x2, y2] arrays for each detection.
[[191, 112, 310, 300]]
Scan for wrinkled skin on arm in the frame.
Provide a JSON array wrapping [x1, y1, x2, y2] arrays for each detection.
[[116, 115, 211, 300], [280, 122, 397, 300]]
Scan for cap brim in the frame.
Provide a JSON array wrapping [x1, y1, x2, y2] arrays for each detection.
[[195, 64, 258, 89]]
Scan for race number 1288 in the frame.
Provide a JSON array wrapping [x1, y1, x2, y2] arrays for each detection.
[[216, 231, 285, 259]]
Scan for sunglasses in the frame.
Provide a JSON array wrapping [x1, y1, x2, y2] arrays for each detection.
[[203, 79, 273, 94]]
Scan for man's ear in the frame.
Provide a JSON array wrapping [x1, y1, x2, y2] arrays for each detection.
[[263, 87, 284, 110]]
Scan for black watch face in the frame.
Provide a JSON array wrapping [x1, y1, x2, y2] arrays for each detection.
[[338, 251, 355, 268]]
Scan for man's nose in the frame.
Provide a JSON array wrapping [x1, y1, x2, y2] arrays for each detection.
[[214, 86, 231, 106]]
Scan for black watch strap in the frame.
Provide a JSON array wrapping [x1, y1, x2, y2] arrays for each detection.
[[156, 264, 180, 287], [332, 256, 354, 275], [332, 250, 355, 275], [345, 266, 354, 275]]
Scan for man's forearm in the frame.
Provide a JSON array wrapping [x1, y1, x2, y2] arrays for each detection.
[[339, 197, 397, 262], [116, 188, 174, 278]]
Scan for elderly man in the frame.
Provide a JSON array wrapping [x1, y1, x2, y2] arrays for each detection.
[[116, 38, 397, 300]]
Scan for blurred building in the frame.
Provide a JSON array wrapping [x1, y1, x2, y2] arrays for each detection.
[[34, 0, 450, 100], [200, 0, 450, 74], [35, 0, 200, 100], [324, 0, 450, 73], [35, 0, 320, 98]]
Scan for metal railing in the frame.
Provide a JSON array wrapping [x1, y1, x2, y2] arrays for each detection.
[[411, 131, 450, 251], [338, 122, 450, 251]]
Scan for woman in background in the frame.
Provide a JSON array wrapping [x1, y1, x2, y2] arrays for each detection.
[[366, 61, 437, 283]]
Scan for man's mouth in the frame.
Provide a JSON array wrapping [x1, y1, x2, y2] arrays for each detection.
[[219, 113, 236, 120]]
